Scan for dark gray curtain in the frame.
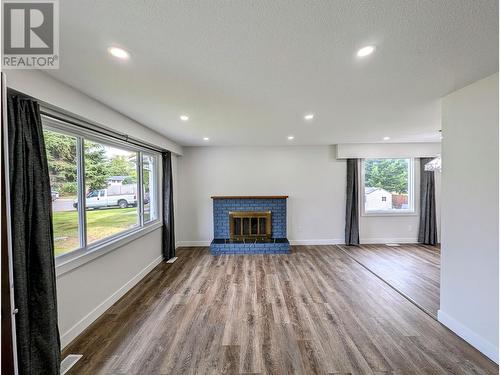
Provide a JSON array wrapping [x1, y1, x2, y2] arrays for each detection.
[[162, 151, 175, 260], [418, 157, 438, 245], [345, 159, 360, 245], [7, 90, 61, 374]]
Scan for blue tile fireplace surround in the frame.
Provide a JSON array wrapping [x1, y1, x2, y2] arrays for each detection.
[[210, 196, 291, 255]]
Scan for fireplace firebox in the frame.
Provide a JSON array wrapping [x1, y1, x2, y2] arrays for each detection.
[[229, 211, 271, 240], [210, 196, 290, 254]]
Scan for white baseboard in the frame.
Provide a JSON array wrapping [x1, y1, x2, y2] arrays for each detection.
[[177, 240, 211, 247], [177, 238, 419, 247], [438, 309, 499, 363], [177, 239, 345, 247], [60, 255, 163, 348], [360, 237, 418, 244], [175, 237, 418, 248], [61, 354, 83, 374], [289, 239, 344, 245]]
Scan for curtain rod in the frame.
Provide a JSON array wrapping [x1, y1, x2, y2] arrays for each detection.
[[8, 87, 165, 154]]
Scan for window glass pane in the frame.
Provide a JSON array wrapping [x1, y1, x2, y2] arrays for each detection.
[[44, 129, 80, 256], [84, 140, 139, 244], [142, 153, 157, 222], [363, 158, 411, 212]]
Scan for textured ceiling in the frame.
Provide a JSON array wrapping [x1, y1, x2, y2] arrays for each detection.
[[47, 0, 498, 146]]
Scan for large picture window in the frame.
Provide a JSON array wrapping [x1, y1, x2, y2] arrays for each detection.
[[361, 158, 415, 215], [43, 117, 161, 261]]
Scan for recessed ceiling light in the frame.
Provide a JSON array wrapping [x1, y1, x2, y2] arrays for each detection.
[[383, 136, 390, 141], [203, 137, 210, 141], [357, 46, 375, 57], [108, 46, 130, 60], [180, 115, 189, 122], [304, 113, 314, 121], [287, 135, 295, 141]]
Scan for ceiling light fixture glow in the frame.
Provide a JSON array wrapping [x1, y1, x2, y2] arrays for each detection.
[[108, 46, 130, 60], [203, 137, 210, 141], [383, 136, 390, 141], [304, 113, 314, 121], [357, 45, 375, 57], [180, 115, 189, 121], [287, 135, 295, 141]]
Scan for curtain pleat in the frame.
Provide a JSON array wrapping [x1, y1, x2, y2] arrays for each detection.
[[345, 159, 360, 245], [418, 158, 438, 245], [7, 90, 61, 375], [162, 151, 175, 260]]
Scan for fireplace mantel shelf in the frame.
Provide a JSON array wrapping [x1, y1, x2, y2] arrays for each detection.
[[211, 195, 288, 199]]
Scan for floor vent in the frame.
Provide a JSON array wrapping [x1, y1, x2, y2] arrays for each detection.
[[61, 354, 83, 374], [385, 243, 401, 247], [166, 256, 178, 264]]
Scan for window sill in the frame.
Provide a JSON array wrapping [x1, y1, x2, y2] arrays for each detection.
[[361, 211, 418, 217], [55, 221, 162, 277]]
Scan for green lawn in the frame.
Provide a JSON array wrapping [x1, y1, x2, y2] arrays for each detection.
[[53, 208, 138, 256]]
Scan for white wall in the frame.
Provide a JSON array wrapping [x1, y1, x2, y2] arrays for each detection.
[[5, 70, 182, 348], [178, 146, 345, 245], [5, 70, 182, 155], [177, 145, 441, 245], [439, 73, 499, 362], [57, 230, 163, 346]]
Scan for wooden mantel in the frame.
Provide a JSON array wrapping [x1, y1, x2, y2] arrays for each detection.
[[211, 195, 288, 199]]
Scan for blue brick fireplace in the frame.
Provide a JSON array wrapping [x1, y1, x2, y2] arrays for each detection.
[[210, 196, 291, 255]]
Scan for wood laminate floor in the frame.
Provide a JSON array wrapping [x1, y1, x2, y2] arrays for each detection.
[[337, 244, 440, 318], [64, 246, 497, 374]]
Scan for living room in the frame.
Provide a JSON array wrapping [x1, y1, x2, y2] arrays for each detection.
[[1, 1, 498, 374]]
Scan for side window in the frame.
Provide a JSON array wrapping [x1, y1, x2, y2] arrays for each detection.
[[142, 153, 158, 223], [44, 129, 80, 256], [88, 190, 99, 198]]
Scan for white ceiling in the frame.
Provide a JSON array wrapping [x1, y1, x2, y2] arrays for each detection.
[[47, 0, 498, 146]]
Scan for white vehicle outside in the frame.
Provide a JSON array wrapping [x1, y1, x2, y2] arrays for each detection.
[[74, 184, 137, 209]]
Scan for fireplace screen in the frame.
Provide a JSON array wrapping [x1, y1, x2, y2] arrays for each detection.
[[229, 211, 272, 240]]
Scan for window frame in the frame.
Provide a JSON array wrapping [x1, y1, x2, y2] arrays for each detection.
[[141, 152, 159, 224], [360, 157, 416, 217], [81, 136, 142, 247], [42, 116, 162, 271]]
